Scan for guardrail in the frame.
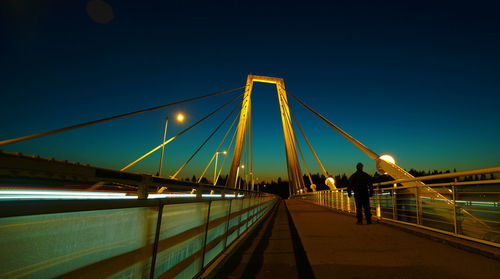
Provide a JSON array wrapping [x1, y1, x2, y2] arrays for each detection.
[[294, 167, 500, 247], [0, 191, 278, 279]]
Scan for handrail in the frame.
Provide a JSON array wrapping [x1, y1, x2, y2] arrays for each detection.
[[375, 166, 500, 186], [300, 179, 500, 192]]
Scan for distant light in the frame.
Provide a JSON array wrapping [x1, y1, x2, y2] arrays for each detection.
[[379, 155, 396, 164], [222, 151, 227, 155], [240, 165, 245, 169], [148, 193, 196, 198], [202, 194, 222, 198], [0, 190, 137, 200], [176, 113, 185, 122], [0, 190, 126, 196]]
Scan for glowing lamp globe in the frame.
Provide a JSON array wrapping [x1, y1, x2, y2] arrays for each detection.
[[379, 154, 395, 164], [325, 177, 336, 190], [176, 113, 185, 122], [377, 154, 396, 174]]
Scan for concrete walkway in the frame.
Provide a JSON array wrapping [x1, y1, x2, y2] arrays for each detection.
[[286, 199, 500, 279], [217, 201, 313, 278]]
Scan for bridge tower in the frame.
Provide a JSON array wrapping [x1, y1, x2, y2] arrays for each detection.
[[227, 75, 305, 194]]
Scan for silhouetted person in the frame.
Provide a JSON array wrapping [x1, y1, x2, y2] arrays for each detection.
[[348, 162, 374, 224]]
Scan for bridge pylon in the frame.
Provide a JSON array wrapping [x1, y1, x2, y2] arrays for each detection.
[[227, 75, 305, 194]]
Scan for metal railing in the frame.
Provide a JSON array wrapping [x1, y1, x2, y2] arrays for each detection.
[[294, 167, 500, 247], [0, 189, 278, 279]]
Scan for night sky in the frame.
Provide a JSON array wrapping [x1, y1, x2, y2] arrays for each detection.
[[1, 0, 499, 181]]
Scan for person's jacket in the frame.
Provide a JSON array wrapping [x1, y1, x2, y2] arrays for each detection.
[[348, 170, 374, 197]]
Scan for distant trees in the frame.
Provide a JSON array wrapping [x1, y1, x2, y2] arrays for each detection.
[[260, 177, 290, 198], [178, 167, 496, 197]]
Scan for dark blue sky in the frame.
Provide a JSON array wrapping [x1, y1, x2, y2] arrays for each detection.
[[1, 0, 499, 180]]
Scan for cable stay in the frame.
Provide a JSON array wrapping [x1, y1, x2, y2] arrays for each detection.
[[278, 92, 313, 192], [274, 91, 312, 193], [286, 99, 336, 190], [0, 86, 245, 147], [294, 136, 314, 192], [289, 93, 379, 160], [220, 122, 239, 187], [121, 93, 243, 171], [197, 112, 239, 184], [169, 104, 241, 181]]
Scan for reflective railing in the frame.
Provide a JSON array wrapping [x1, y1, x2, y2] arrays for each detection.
[[295, 167, 500, 247], [0, 190, 278, 279]]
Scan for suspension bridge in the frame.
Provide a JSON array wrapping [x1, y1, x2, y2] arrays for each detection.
[[0, 75, 499, 278]]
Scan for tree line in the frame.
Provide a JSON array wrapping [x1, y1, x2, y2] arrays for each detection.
[[180, 169, 495, 198]]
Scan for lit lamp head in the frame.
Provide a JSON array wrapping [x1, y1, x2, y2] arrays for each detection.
[[376, 154, 396, 174], [325, 177, 336, 190], [176, 113, 185, 123]]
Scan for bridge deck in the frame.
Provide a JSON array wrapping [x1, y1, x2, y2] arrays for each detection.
[[216, 201, 313, 278], [286, 199, 500, 279]]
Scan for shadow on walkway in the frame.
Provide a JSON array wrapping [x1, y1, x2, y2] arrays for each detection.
[[215, 201, 314, 279]]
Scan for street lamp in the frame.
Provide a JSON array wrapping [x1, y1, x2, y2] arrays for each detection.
[[213, 151, 227, 185], [376, 154, 396, 175], [158, 113, 185, 177], [235, 165, 244, 189]]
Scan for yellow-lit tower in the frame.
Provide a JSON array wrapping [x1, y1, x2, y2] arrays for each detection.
[[227, 75, 306, 194]]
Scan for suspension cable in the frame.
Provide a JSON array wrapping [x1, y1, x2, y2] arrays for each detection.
[[214, 116, 239, 185], [289, 105, 328, 178], [222, 122, 239, 187], [121, 93, 243, 171], [197, 113, 239, 183], [295, 137, 314, 187], [170, 104, 240, 179], [0, 86, 245, 146], [289, 93, 379, 160]]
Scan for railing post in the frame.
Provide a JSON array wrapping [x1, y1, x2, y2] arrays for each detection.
[[223, 198, 233, 248], [452, 179, 458, 234], [340, 190, 344, 211], [200, 200, 212, 269], [238, 194, 245, 235], [392, 185, 396, 220], [376, 185, 381, 220], [149, 202, 164, 279], [415, 185, 421, 225], [330, 191, 333, 208]]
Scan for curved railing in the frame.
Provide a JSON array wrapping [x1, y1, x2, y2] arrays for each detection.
[[294, 167, 500, 247]]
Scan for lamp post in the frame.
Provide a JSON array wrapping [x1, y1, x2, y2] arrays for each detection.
[[235, 165, 244, 189], [158, 113, 185, 177], [213, 151, 227, 186]]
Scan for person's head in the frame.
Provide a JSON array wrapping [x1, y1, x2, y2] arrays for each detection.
[[356, 162, 363, 171]]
